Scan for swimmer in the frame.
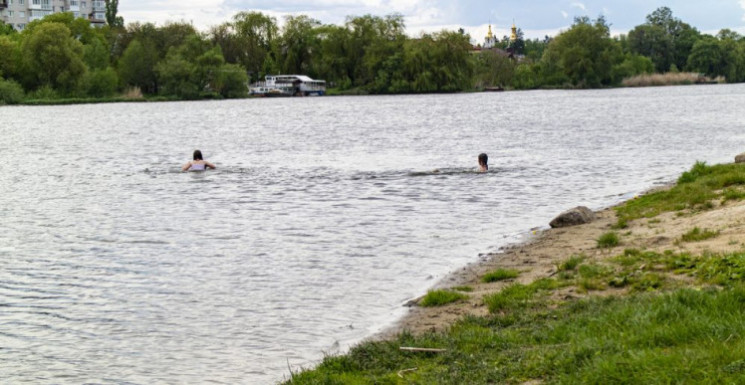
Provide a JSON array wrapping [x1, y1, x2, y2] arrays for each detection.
[[182, 149, 216, 171], [478, 153, 488, 172]]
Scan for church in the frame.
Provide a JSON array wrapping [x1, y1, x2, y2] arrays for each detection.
[[475, 21, 519, 54]]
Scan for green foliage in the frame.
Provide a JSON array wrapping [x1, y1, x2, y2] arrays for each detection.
[[612, 53, 655, 83], [482, 269, 520, 283], [105, 0, 124, 28], [82, 67, 119, 97], [680, 227, 720, 243], [0, 35, 19, 79], [597, 232, 620, 248], [420, 290, 468, 307], [22, 22, 87, 94], [0, 21, 16, 36], [451, 286, 473, 292], [83, 37, 110, 70], [214, 64, 248, 98], [229, 11, 279, 82], [559, 255, 585, 271], [27, 84, 59, 100], [617, 162, 745, 223], [628, 7, 701, 72], [118, 39, 159, 93], [0, 78, 24, 104], [541, 16, 622, 88], [475, 49, 515, 88]]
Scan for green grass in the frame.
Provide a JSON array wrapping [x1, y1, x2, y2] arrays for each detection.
[[680, 227, 720, 242], [597, 232, 620, 248], [286, 287, 745, 384], [616, 162, 745, 224], [286, 245, 745, 384], [420, 290, 469, 307], [451, 286, 474, 292], [482, 268, 519, 283], [559, 255, 585, 271]]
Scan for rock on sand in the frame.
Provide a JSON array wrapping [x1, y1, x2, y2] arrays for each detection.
[[549, 206, 596, 228]]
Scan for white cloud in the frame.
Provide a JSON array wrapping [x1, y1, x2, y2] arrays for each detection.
[[561, 10, 569, 19], [741, 0, 745, 21], [570, 2, 586, 11]]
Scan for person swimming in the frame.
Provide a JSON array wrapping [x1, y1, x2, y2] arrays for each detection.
[[182, 149, 216, 171], [478, 153, 488, 172]]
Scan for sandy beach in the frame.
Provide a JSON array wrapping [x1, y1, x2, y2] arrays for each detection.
[[385, 182, 745, 337]]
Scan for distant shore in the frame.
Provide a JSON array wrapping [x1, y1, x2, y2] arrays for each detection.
[[5, 79, 726, 107]]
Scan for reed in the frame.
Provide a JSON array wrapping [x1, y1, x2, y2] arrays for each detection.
[[622, 72, 724, 87]]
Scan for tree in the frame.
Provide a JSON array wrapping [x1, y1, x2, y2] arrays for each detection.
[[541, 16, 621, 88], [118, 39, 159, 93], [0, 21, 16, 36], [84, 37, 110, 70], [213, 64, 248, 98], [280, 15, 321, 75], [82, 67, 118, 97], [231, 12, 279, 81], [476, 50, 515, 88], [22, 22, 87, 93], [687, 33, 745, 82], [105, 0, 124, 28], [628, 7, 700, 72], [0, 35, 19, 79]]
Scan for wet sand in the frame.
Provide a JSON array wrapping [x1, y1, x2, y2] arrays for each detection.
[[382, 189, 745, 337]]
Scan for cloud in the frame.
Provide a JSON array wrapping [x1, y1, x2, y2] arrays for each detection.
[[570, 2, 586, 11], [741, 0, 745, 21], [561, 10, 569, 19]]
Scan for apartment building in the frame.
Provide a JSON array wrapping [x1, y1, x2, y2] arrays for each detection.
[[0, 0, 106, 30]]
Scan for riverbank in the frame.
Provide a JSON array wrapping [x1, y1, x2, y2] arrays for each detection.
[[284, 160, 745, 383]]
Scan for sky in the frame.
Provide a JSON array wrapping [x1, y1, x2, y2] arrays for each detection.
[[119, 1, 745, 42]]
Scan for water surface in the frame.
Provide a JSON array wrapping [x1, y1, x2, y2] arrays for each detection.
[[2, 84, 745, 383]]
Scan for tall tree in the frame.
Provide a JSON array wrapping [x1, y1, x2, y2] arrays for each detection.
[[541, 16, 621, 88], [105, 0, 124, 28], [231, 11, 279, 81], [22, 23, 87, 93], [628, 7, 700, 72]]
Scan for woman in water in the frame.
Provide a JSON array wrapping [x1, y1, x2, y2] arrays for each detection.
[[478, 153, 488, 172], [182, 150, 216, 171]]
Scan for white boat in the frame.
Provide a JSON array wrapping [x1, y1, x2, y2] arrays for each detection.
[[249, 75, 326, 97]]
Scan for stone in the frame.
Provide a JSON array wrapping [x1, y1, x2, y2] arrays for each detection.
[[736, 153, 745, 164], [549, 206, 595, 228]]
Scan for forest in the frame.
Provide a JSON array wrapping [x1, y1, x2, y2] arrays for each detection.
[[0, 6, 744, 104]]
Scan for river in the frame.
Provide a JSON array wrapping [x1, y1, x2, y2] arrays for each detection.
[[2, 84, 745, 384]]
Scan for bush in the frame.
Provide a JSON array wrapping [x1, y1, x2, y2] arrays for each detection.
[[83, 67, 119, 97], [482, 269, 519, 283], [597, 232, 620, 248], [28, 84, 59, 100], [420, 290, 468, 307], [681, 227, 719, 243], [0, 78, 24, 104]]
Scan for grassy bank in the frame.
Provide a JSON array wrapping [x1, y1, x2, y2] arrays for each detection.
[[284, 162, 745, 384]]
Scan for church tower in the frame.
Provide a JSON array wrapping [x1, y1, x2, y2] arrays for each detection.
[[484, 24, 497, 49], [510, 21, 518, 42]]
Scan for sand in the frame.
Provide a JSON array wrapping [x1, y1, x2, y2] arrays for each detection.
[[382, 192, 745, 337]]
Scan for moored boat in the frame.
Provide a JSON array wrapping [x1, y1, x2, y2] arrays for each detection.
[[249, 75, 326, 97]]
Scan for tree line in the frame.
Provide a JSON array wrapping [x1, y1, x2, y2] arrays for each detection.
[[0, 6, 744, 104]]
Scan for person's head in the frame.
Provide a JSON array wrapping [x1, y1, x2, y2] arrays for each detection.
[[478, 153, 488, 169], [193, 150, 203, 161]]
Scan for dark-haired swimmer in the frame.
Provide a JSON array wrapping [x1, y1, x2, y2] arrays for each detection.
[[182, 149, 216, 171], [478, 153, 488, 172]]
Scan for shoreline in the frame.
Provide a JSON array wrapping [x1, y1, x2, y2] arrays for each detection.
[[377, 178, 737, 339], [3, 82, 730, 107]]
